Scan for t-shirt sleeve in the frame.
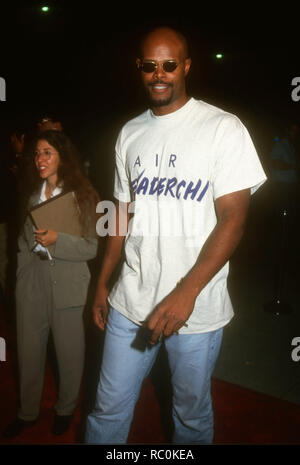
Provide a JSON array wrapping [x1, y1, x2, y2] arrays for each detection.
[[211, 115, 267, 200], [113, 130, 131, 203]]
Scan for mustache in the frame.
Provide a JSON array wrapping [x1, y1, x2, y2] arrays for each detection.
[[148, 80, 173, 87]]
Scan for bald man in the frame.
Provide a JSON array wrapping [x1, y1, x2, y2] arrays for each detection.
[[37, 116, 63, 132], [85, 27, 266, 444]]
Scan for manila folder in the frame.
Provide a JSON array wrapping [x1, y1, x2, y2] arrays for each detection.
[[29, 191, 82, 237]]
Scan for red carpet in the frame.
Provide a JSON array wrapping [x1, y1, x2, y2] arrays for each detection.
[[1, 304, 300, 445]]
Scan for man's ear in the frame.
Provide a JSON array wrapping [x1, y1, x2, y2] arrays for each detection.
[[184, 57, 192, 77], [136, 58, 141, 70]]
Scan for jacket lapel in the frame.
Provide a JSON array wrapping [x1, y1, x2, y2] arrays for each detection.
[[24, 190, 41, 250], [28, 191, 41, 210]]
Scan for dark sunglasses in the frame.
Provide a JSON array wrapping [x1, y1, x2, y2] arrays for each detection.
[[137, 60, 179, 73]]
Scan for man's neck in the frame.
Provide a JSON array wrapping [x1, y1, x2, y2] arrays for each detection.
[[151, 95, 190, 116]]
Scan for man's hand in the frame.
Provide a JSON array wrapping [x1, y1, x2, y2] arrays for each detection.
[[35, 229, 58, 247], [145, 281, 195, 345], [92, 283, 109, 331], [91, 200, 129, 331]]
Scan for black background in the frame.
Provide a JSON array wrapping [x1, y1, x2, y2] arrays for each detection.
[[1, 1, 300, 198]]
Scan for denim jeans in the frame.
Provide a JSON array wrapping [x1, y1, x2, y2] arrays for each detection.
[[85, 307, 223, 444]]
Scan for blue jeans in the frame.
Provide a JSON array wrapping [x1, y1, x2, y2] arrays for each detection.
[[85, 307, 223, 444]]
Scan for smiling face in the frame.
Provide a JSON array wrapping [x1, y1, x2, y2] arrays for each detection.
[[34, 139, 60, 185], [137, 28, 191, 115]]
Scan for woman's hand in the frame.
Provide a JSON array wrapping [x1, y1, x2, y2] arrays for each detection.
[[35, 229, 58, 247]]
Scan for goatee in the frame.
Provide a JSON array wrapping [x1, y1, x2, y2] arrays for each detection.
[[149, 96, 173, 107], [146, 81, 173, 107]]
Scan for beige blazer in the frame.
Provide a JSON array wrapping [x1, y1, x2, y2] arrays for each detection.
[[16, 192, 98, 309]]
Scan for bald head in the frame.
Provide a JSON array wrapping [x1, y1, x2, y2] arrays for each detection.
[[139, 27, 190, 61], [136, 26, 192, 115]]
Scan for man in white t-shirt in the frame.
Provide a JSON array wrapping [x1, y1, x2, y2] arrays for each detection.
[[85, 27, 266, 444]]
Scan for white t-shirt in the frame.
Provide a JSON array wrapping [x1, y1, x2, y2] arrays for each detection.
[[108, 98, 267, 333]]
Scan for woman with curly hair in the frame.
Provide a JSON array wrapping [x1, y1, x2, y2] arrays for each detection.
[[3, 130, 99, 438]]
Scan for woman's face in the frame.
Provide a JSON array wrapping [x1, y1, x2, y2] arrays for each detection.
[[34, 139, 61, 184]]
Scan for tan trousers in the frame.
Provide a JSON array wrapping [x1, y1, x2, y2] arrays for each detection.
[[0, 222, 8, 292], [16, 257, 85, 421]]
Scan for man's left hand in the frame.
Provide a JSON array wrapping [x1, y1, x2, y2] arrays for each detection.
[[145, 282, 196, 345]]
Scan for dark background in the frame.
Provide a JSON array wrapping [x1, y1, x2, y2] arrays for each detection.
[[1, 3, 300, 442], [1, 2, 300, 199]]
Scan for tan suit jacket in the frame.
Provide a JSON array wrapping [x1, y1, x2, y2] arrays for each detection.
[[16, 192, 98, 309]]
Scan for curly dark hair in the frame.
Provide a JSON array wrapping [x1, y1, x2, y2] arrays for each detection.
[[22, 130, 100, 238]]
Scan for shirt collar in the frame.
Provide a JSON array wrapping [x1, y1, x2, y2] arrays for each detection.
[[40, 180, 63, 203]]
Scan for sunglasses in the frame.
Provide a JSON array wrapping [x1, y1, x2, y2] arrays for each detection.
[[137, 60, 179, 73]]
